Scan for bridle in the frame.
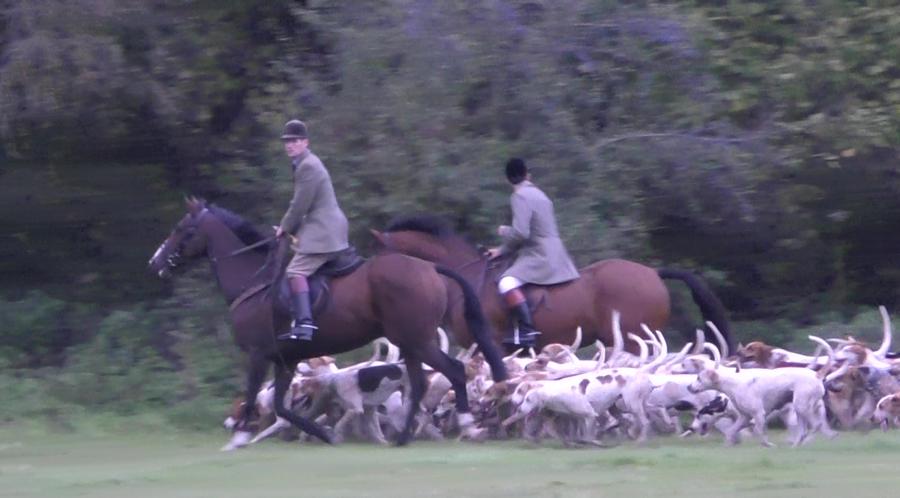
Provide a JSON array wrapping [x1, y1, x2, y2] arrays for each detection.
[[151, 208, 209, 272]]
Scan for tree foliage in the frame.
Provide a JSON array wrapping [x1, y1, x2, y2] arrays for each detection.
[[2, 0, 898, 315]]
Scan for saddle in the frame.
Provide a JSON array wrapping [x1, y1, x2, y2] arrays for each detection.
[[274, 246, 366, 316]]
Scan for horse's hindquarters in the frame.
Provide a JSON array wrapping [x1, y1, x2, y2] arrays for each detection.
[[582, 259, 671, 332], [366, 254, 447, 339]]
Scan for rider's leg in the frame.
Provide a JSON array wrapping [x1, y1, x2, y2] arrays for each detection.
[[499, 276, 538, 348], [278, 253, 327, 341]]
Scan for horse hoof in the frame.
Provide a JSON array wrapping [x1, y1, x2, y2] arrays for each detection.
[[221, 430, 253, 451]]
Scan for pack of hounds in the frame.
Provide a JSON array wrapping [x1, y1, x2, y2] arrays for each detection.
[[224, 306, 900, 449]]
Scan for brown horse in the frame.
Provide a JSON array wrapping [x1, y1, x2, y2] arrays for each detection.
[[148, 200, 507, 448], [372, 214, 734, 354]]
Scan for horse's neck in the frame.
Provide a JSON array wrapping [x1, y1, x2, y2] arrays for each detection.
[[441, 240, 503, 306], [204, 220, 268, 303], [439, 242, 483, 280]]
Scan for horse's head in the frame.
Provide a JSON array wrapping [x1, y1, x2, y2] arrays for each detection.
[[148, 197, 211, 278]]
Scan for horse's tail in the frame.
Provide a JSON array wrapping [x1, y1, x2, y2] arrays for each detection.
[[657, 268, 735, 354], [435, 265, 508, 382]]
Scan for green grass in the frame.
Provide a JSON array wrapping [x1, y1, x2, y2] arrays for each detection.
[[2, 421, 899, 498]]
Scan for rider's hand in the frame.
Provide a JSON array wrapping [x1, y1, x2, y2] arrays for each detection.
[[497, 225, 510, 236], [275, 226, 284, 238], [485, 247, 502, 260]]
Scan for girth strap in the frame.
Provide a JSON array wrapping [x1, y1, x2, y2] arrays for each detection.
[[229, 282, 270, 313]]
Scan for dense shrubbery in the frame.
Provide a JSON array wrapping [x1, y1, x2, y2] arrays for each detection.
[[0, 287, 242, 424], [2, 0, 897, 317]]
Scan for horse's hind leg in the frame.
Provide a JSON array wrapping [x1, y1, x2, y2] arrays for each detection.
[[272, 362, 333, 444], [421, 348, 484, 440], [397, 352, 426, 446]]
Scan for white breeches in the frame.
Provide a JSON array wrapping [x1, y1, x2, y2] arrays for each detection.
[[498, 276, 524, 294]]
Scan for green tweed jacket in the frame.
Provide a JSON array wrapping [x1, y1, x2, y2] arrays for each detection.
[[499, 181, 580, 285], [279, 150, 349, 254]]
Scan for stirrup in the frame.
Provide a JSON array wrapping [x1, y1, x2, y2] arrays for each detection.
[[277, 321, 318, 341], [502, 327, 540, 347]]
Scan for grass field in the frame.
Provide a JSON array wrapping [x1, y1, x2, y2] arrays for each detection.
[[2, 421, 899, 498]]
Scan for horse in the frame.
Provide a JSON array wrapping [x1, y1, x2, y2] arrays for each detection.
[[370, 214, 734, 355], [148, 199, 507, 448]]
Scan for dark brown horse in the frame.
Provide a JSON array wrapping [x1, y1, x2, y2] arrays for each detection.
[[372, 215, 734, 354], [148, 199, 507, 448]]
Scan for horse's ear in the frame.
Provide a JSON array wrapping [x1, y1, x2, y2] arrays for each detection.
[[185, 195, 207, 215], [370, 229, 387, 247]]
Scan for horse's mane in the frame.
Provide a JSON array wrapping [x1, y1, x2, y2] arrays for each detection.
[[384, 214, 456, 239], [208, 205, 272, 253]]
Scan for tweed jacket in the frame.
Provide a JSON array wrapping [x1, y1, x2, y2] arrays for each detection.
[[279, 149, 349, 254], [498, 181, 579, 285]]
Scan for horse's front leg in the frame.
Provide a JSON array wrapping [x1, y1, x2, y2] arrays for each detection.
[[272, 362, 334, 444], [222, 350, 268, 451]]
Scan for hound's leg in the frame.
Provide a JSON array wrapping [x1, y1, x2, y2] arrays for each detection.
[[723, 413, 749, 446], [362, 406, 389, 445], [272, 362, 333, 444], [250, 418, 290, 444], [751, 409, 775, 448]]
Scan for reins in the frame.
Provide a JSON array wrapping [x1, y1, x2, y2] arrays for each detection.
[[227, 235, 276, 258]]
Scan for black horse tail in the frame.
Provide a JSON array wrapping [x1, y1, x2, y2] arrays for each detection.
[[435, 265, 508, 382], [658, 268, 735, 354]]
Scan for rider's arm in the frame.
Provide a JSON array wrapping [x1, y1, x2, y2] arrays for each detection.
[[498, 193, 531, 254]]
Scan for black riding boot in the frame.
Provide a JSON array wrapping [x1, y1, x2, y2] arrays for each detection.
[[278, 290, 317, 341], [502, 299, 540, 350]]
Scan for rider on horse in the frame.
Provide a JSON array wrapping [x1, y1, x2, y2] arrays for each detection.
[[485, 158, 580, 350], [275, 119, 350, 341]]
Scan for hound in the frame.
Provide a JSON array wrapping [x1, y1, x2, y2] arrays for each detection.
[[872, 392, 900, 430], [688, 338, 835, 447]]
